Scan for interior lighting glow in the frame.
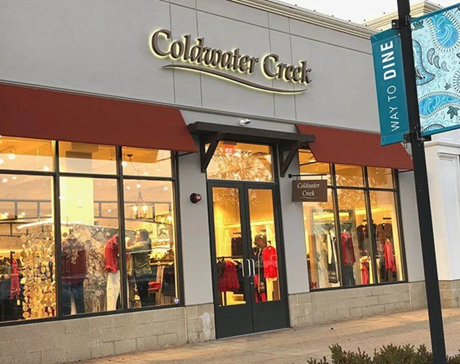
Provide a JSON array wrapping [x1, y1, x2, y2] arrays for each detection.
[[43, 166, 50, 172], [2, 178, 8, 183], [122, 161, 128, 167], [11, 176, 17, 180], [8, 153, 15, 160]]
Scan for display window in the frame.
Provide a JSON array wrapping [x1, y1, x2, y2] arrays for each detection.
[[206, 142, 274, 182], [60, 177, 119, 315], [303, 189, 340, 290], [124, 180, 177, 308], [0, 136, 54, 172], [0, 137, 180, 324], [299, 150, 405, 290], [121, 147, 172, 178]]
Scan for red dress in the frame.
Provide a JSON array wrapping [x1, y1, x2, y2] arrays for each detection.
[[262, 246, 278, 279], [384, 240, 397, 272]]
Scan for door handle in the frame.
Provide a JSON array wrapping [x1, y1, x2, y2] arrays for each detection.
[[244, 259, 252, 278], [251, 259, 256, 277]]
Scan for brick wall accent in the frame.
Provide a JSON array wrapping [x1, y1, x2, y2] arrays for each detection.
[[440, 280, 460, 308], [0, 304, 215, 364], [289, 282, 427, 327]]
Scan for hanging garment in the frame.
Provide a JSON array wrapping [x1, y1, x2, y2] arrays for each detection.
[[105, 235, 119, 273], [361, 260, 370, 285], [341, 231, 356, 266], [10, 259, 20, 300], [231, 237, 243, 256], [384, 240, 397, 272], [262, 246, 278, 279], [218, 261, 239, 293], [328, 237, 339, 284], [254, 274, 267, 302]]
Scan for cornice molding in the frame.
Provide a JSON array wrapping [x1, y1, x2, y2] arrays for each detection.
[[229, 0, 376, 39], [365, 1, 442, 31]]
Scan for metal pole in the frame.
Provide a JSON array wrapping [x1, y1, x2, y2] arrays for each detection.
[[395, 0, 447, 362]]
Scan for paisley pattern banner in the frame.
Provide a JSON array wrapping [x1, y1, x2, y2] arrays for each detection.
[[412, 4, 460, 136]]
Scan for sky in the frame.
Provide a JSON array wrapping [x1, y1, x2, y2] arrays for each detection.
[[279, 0, 460, 24]]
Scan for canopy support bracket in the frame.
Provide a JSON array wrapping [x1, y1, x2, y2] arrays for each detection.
[[199, 131, 225, 173], [279, 140, 304, 178]]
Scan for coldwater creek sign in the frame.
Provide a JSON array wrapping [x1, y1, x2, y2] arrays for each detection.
[[150, 29, 312, 95], [292, 180, 328, 202]]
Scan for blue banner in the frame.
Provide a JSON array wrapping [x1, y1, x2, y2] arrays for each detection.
[[412, 4, 460, 137], [371, 29, 410, 146]]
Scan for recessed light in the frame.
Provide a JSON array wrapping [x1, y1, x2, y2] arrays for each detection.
[[11, 176, 17, 180], [122, 161, 128, 167], [163, 186, 169, 191], [43, 166, 50, 172], [2, 178, 8, 183], [137, 183, 141, 189], [0, 158, 4, 165], [126, 186, 131, 190], [8, 153, 15, 160]]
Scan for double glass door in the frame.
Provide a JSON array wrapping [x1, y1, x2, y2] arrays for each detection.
[[209, 182, 288, 338]]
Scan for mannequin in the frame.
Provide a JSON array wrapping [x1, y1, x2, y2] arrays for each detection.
[[105, 234, 120, 311], [62, 235, 87, 315]]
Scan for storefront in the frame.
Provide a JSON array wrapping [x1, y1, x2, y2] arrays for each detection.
[[0, 0, 427, 363]]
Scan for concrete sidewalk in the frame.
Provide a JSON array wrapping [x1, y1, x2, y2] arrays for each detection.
[[81, 309, 460, 364]]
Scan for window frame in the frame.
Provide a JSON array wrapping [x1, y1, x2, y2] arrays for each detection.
[[301, 156, 408, 292], [0, 140, 183, 327]]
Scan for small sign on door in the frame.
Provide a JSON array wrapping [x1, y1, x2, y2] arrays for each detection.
[[292, 180, 327, 202]]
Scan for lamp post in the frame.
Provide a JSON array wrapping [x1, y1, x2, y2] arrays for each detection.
[[394, 0, 447, 362]]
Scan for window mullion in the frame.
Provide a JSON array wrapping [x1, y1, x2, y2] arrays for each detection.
[[116, 146, 129, 311]]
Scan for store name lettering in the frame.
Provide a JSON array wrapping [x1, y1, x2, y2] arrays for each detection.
[[149, 29, 312, 95]]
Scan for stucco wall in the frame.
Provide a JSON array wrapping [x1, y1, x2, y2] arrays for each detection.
[[0, 0, 378, 132]]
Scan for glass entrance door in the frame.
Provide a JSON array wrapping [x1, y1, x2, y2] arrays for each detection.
[[209, 182, 288, 339]]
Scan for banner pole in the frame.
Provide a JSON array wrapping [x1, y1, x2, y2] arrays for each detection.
[[395, 1, 447, 362]]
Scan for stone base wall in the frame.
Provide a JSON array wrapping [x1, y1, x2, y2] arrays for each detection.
[[289, 282, 427, 327], [440, 280, 460, 308], [0, 304, 215, 364]]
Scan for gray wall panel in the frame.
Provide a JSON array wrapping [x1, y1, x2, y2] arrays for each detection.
[[178, 151, 214, 305], [170, 4, 203, 107], [399, 172, 424, 282], [291, 35, 379, 131]]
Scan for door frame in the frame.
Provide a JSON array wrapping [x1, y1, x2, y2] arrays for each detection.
[[206, 175, 290, 338]]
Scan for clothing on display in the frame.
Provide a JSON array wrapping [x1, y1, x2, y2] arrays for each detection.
[[105, 235, 120, 273], [341, 231, 356, 266], [10, 259, 20, 300], [361, 260, 370, 285], [357, 223, 376, 251], [106, 271, 120, 311], [105, 235, 120, 311], [376, 222, 393, 254], [384, 240, 397, 272], [217, 260, 240, 293], [231, 237, 243, 256], [62, 238, 87, 285], [262, 245, 278, 279]]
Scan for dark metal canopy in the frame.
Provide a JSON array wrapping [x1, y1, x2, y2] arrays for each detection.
[[188, 122, 315, 177]]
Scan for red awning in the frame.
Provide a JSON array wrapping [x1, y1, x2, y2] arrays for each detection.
[[0, 83, 197, 152], [296, 124, 413, 170]]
